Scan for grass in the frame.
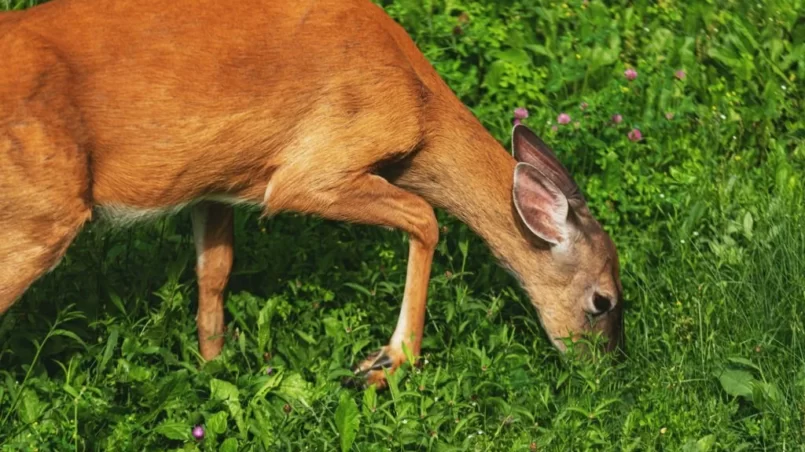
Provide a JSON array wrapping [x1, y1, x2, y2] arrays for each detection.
[[2, 180, 803, 451], [2, 0, 805, 450]]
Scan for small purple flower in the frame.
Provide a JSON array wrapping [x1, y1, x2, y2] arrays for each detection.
[[513, 107, 529, 120], [580, 102, 589, 110], [611, 114, 623, 124], [557, 113, 571, 125], [628, 128, 643, 141], [674, 69, 686, 80], [665, 112, 674, 120], [266, 366, 274, 376], [551, 125, 558, 132], [192, 425, 205, 440], [624, 68, 638, 81]]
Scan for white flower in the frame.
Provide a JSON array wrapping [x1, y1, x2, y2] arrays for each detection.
[[680, 239, 686, 244], [720, 114, 726, 120], [402, 419, 408, 424], [478, 430, 484, 435], [659, 193, 665, 199]]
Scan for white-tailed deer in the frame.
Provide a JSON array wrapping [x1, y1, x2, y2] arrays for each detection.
[[1, 0, 623, 387]]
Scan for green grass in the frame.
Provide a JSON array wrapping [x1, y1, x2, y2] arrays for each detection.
[[2, 0, 805, 450]]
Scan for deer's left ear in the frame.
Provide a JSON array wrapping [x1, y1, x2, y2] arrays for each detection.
[[513, 162, 570, 245], [512, 124, 583, 202]]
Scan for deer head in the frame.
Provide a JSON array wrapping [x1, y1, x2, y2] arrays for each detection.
[[510, 124, 624, 354]]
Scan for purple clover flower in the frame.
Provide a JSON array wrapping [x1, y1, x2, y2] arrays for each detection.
[[624, 68, 638, 81], [557, 113, 571, 125], [674, 69, 686, 80], [628, 128, 643, 141], [513, 107, 529, 120], [611, 114, 623, 124], [192, 425, 205, 440]]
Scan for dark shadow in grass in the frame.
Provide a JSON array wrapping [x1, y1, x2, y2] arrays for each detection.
[[0, 205, 406, 377]]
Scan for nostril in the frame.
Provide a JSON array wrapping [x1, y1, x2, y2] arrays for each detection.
[[593, 294, 612, 314]]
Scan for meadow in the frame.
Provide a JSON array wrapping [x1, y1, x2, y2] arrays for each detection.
[[1, 0, 804, 450]]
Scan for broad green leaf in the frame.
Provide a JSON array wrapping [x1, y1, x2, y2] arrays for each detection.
[[62, 383, 80, 399], [98, 328, 119, 374], [295, 329, 317, 345], [51, 329, 88, 349], [344, 282, 373, 297], [253, 371, 283, 401], [220, 437, 239, 452], [458, 240, 469, 261], [210, 379, 240, 402], [752, 381, 781, 409], [278, 373, 313, 406], [154, 421, 191, 441], [386, 369, 401, 409], [210, 378, 244, 434], [335, 392, 360, 452], [251, 407, 276, 448], [108, 290, 128, 317], [727, 357, 760, 372], [362, 384, 377, 417], [524, 44, 553, 58], [257, 296, 278, 352], [19, 389, 45, 424], [682, 434, 716, 452], [495, 48, 531, 67], [206, 411, 229, 435], [238, 328, 247, 356], [323, 317, 344, 339], [718, 369, 755, 399], [743, 212, 754, 237], [481, 60, 507, 90], [697, 434, 717, 452]]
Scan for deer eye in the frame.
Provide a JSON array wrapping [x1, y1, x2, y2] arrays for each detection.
[[592, 294, 612, 314]]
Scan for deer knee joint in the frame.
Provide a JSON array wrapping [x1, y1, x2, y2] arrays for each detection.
[[416, 206, 439, 250]]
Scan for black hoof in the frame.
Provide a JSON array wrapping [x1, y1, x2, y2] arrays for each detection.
[[340, 375, 367, 389], [349, 348, 394, 378]]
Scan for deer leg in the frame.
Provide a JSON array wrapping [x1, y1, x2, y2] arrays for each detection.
[[350, 234, 435, 387], [191, 202, 234, 360], [0, 118, 91, 316], [267, 172, 438, 388], [0, 217, 88, 315]]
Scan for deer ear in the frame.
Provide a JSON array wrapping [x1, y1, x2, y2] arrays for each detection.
[[513, 162, 570, 245], [512, 124, 583, 201]]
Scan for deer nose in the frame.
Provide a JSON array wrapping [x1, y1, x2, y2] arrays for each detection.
[[592, 294, 612, 315]]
